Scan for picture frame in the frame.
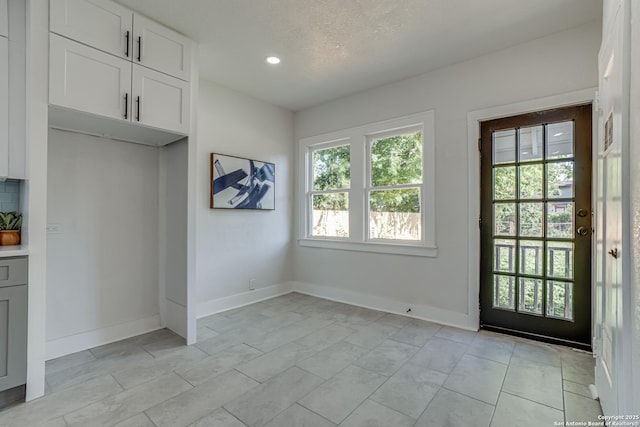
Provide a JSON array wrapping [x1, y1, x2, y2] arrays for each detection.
[[210, 153, 275, 210]]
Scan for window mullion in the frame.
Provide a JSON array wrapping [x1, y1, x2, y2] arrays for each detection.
[[349, 132, 365, 242]]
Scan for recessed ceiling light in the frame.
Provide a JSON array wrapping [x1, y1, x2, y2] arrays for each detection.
[[265, 56, 281, 65], [554, 132, 563, 137]]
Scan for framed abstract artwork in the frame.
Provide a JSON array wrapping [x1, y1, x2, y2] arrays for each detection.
[[210, 153, 275, 210]]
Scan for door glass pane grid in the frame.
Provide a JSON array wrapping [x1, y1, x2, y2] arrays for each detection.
[[546, 280, 574, 320], [519, 278, 543, 315], [493, 274, 515, 310], [491, 122, 576, 319], [546, 121, 574, 160]]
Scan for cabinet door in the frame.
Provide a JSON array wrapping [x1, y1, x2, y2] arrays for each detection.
[[50, 34, 132, 122], [50, 0, 133, 59], [0, 0, 7, 38], [132, 65, 189, 135], [0, 285, 27, 392], [133, 14, 191, 81], [0, 37, 8, 179]]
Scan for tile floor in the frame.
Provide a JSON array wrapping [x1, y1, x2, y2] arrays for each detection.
[[0, 292, 603, 426]]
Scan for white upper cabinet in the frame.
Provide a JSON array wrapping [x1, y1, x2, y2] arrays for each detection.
[[49, 34, 132, 121], [0, 37, 8, 178], [133, 14, 191, 81], [50, 0, 133, 59], [48, 0, 193, 140], [49, 0, 191, 81], [132, 65, 189, 134], [0, 0, 7, 38]]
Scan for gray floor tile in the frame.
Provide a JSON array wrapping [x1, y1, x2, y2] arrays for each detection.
[[221, 302, 271, 318], [344, 323, 399, 350], [512, 341, 562, 367], [444, 354, 507, 405], [257, 311, 308, 330], [339, 399, 415, 427], [389, 319, 441, 347], [337, 307, 386, 328], [4, 295, 608, 427], [146, 370, 259, 427], [196, 325, 220, 341], [0, 375, 123, 427], [297, 341, 370, 380], [370, 362, 446, 418], [225, 367, 324, 427], [114, 413, 156, 427], [236, 342, 317, 382], [353, 339, 418, 376], [374, 313, 412, 329], [563, 379, 593, 398], [141, 331, 186, 358], [113, 345, 208, 389], [467, 332, 515, 364], [199, 314, 257, 334], [46, 347, 154, 392], [176, 344, 263, 386], [410, 336, 467, 373], [245, 317, 334, 352], [263, 404, 335, 427], [45, 350, 96, 375], [562, 356, 595, 385], [65, 373, 192, 427], [434, 326, 477, 344], [295, 324, 356, 351], [189, 408, 247, 427], [416, 388, 494, 427], [89, 329, 175, 359], [299, 365, 387, 424], [491, 392, 563, 427], [502, 356, 563, 410], [563, 391, 603, 424], [195, 327, 266, 356]]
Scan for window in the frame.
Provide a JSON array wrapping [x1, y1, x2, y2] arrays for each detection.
[[311, 143, 350, 238], [299, 111, 436, 256]]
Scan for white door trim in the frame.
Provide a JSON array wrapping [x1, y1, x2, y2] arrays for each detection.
[[466, 88, 597, 329]]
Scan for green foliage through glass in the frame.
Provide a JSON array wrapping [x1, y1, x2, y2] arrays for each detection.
[[313, 145, 350, 191]]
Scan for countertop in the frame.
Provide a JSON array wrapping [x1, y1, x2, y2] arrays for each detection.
[[0, 245, 29, 258]]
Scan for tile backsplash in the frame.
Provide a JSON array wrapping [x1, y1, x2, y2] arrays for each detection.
[[0, 181, 21, 212]]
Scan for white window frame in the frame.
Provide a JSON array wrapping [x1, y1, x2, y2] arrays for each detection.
[[298, 111, 437, 257]]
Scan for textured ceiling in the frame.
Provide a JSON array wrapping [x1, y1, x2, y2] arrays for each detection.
[[116, 0, 602, 111]]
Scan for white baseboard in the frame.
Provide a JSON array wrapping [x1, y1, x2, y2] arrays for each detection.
[[197, 282, 295, 319], [165, 299, 187, 340], [46, 315, 162, 360], [292, 281, 478, 331]]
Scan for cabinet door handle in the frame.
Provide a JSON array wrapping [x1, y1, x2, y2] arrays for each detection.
[[136, 96, 140, 121], [124, 93, 128, 119], [125, 31, 130, 57], [137, 36, 142, 62]]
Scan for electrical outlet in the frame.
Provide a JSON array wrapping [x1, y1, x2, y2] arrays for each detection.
[[249, 279, 256, 290], [46, 223, 63, 234]]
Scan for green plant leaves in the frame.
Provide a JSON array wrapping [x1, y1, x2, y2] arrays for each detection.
[[0, 212, 23, 230]]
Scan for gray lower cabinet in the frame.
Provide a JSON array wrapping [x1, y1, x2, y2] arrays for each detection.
[[0, 257, 27, 394]]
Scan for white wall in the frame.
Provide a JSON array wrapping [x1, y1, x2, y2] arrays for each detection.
[[196, 80, 295, 315], [293, 21, 602, 327], [46, 129, 161, 356]]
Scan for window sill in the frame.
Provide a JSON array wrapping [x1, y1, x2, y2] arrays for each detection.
[[298, 238, 437, 257]]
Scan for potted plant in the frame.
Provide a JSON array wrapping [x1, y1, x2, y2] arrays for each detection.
[[0, 212, 23, 246]]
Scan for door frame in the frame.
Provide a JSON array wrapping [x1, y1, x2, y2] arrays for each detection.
[[466, 88, 597, 332]]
